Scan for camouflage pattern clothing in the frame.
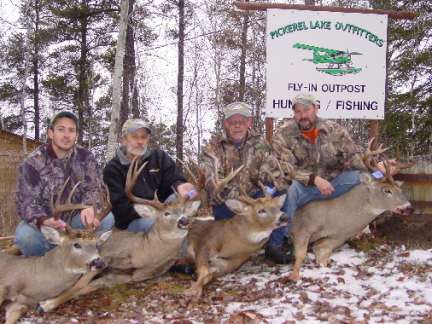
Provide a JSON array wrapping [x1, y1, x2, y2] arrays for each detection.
[[272, 117, 367, 185], [16, 143, 104, 226], [202, 130, 290, 206]]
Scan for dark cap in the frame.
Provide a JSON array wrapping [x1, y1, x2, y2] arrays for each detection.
[[49, 111, 79, 129]]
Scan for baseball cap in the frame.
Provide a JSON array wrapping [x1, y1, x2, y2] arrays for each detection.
[[121, 119, 151, 135], [224, 102, 251, 120], [292, 93, 318, 109], [49, 111, 79, 129]]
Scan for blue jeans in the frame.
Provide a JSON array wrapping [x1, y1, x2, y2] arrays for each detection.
[[271, 170, 361, 246], [15, 213, 115, 257]]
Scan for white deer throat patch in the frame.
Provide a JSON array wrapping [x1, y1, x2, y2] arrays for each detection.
[[247, 230, 272, 244]]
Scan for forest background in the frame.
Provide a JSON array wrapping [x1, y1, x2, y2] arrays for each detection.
[[0, 0, 430, 164]]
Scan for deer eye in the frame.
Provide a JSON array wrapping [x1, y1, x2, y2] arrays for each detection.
[[73, 243, 82, 249], [164, 212, 171, 217], [383, 188, 392, 195]]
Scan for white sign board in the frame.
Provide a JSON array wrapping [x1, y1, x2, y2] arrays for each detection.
[[266, 9, 388, 119]]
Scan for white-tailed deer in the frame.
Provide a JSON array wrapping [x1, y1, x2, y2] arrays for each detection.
[[0, 180, 111, 324], [185, 181, 287, 300], [38, 156, 201, 312], [288, 141, 413, 281]]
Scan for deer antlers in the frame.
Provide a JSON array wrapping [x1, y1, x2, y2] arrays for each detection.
[[125, 157, 166, 210], [203, 150, 244, 202], [50, 177, 92, 220]]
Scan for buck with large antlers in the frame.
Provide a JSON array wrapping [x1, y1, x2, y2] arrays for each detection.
[[287, 141, 414, 281], [184, 182, 287, 300], [0, 181, 111, 324], [38, 157, 201, 313]]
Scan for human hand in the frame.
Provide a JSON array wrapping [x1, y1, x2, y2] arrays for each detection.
[[177, 182, 198, 200], [80, 207, 100, 229], [43, 217, 67, 231], [314, 176, 335, 196], [377, 159, 398, 176]]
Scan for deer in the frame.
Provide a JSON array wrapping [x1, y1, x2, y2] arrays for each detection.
[[183, 150, 289, 301], [0, 179, 112, 324], [287, 140, 414, 281], [37, 156, 204, 313]]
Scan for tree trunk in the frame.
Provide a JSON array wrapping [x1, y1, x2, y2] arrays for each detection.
[[77, 1, 89, 145], [176, 0, 185, 163], [239, 0, 249, 101], [33, 0, 40, 140], [120, 0, 136, 127], [20, 0, 32, 155], [105, 0, 129, 161]]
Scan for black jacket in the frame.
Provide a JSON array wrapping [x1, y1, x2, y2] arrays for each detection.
[[103, 147, 186, 229]]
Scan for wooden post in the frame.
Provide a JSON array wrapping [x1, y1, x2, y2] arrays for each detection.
[[265, 118, 274, 143]]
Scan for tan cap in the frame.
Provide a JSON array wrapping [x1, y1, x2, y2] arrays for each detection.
[[292, 93, 318, 108], [121, 119, 151, 135], [224, 102, 251, 119]]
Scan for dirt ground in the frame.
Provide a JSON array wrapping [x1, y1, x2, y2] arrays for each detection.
[[1, 213, 431, 323]]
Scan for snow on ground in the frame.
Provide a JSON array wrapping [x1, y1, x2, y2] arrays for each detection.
[[15, 244, 432, 323]]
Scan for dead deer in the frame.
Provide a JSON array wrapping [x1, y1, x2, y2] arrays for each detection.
[[288, 140, 413, 281], [0, 180, 111, 324], [38, 156, 201, 313], [185, 182, 287, 300]]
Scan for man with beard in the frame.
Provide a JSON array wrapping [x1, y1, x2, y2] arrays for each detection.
[[15, 111, 114, 256], [272, 93, 396, 241], [103, 119, 197, 233]]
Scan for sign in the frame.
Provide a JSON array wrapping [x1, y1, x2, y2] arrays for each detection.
[[266, 9, 388, 119]]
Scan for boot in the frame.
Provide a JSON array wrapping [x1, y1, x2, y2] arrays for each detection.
[[265, 244, 294, 264]]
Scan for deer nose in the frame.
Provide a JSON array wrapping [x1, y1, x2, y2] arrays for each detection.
[[89, 257, 106, 270], [395, 204, 414, 216], [177, 216, 190, 229]]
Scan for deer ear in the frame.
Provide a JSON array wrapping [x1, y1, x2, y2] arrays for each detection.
[[98, 230, 112, 245], [395, 181, 404, 187], [225, 199, 249, 214], [184, 200, 201, 217], [274, 194, 287, 208], [134, 205, 158, 219], [41, 226, 65, 245]]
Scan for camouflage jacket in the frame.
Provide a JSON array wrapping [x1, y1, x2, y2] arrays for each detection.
[[201, 130, 290, 206], [16, 143, 104, 226], [272, 118, 367, 185]]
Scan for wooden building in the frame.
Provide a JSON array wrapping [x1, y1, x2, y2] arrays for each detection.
[[0, 130, 42, 235]]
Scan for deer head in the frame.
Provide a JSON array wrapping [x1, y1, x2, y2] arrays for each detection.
[[126, 157, 201, 236], [40, 225, 111, 274], [225, 182, 287, 227], [360, 139, 414, 216]]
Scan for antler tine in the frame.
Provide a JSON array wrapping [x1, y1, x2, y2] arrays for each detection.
[[382, 160, 396, 184], [51, 178, 92, 219], [203, 150, 220, 181], [171, 185, 186, 205], [220, 165, 245, 187], [362, 137, 389, 172], [125, 157, 157, 205], [95, 183, 112, 222], [257, 181, 271, 198], [177, 158, 199, 186], [238, 184, 256, 205]]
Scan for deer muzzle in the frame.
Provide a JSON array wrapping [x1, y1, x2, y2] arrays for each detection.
[[394, 203, 414, 216], [177, 216, 190, 229], [89, 257, 106, 270]]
